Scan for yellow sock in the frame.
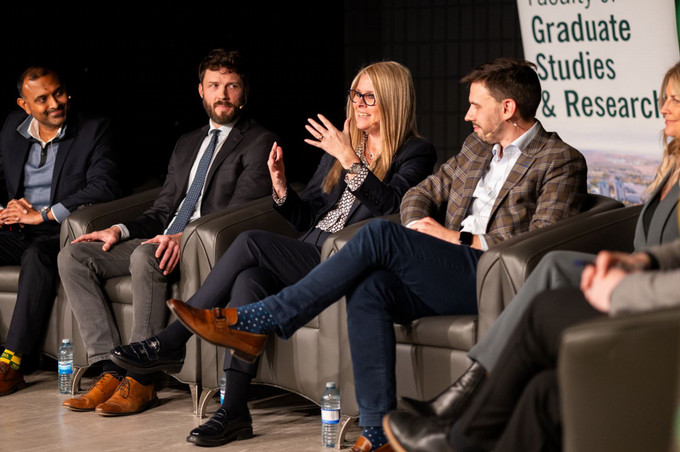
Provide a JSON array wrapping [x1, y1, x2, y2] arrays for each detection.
[[0, 350, 21, 370]]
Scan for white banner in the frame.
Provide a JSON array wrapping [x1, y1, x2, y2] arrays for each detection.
[[516, 0, 680, 203]]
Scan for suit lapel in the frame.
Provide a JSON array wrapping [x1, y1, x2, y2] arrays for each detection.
[[647, 175, 679, 244], [50, 134, 75, 204], [456, 144, 493, 223], [636, 171, 671, 246], [488, 123, 548, 218]]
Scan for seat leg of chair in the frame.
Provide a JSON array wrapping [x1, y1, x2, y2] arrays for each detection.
[[71, 367, 87, 395], [188, 383, 200, 415], [197, 387, 219, 418], [337, 415, 357, 449]]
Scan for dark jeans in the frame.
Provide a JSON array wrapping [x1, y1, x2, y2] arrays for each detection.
[[261, 219, 483, 426], [455, 287, 603, 451], [0, 227, 60, 355]]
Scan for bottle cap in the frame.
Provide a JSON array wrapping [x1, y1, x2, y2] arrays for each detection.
[[326, 382, 336, 388], [62, 338, 71, 343]]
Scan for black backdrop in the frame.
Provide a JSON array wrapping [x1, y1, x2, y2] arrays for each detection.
[[0, 1, 522, 194]]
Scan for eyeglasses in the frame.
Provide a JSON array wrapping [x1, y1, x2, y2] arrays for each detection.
[[349, 89, 377, 106]]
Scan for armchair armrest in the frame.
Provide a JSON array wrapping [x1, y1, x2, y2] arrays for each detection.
[[59, 187, 162, 248], [320, 214, 400, 260], [178, 193, 303, 299], [559, 307, 680, 452], [475, 203, 639, 336]]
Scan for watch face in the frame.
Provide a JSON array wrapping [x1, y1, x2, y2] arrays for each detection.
[[350, 163, 363, 174]]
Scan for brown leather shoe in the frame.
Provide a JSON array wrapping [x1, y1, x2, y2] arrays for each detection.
[[94, 376, 159, 416], [63, 372, 123, 411], [0, 362, 26, 396], [351, 435, 394, 452], [166, 299, 267, 364]]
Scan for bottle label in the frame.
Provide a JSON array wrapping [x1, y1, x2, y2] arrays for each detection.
[[321, 409, 340, 424], [58, 363, 73, 375]]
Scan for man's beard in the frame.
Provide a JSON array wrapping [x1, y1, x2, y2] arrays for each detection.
[[204, 98, 241, 125]]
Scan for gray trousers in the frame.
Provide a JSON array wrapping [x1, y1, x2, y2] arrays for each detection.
[[57, 239, 171, 365], [468, 250, 591, 371]]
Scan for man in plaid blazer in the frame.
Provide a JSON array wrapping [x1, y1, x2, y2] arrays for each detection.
[[165, 57, 587, 452]]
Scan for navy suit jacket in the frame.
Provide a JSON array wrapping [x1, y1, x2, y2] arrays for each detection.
[[124, 116, 276, 239], [0, 110, 120, 232]]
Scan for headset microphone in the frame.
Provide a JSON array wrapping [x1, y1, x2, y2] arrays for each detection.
[[485, 119, 505, 139]]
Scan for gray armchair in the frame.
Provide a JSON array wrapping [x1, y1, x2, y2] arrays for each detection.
[[196, 193, 628, 435], [559, 306, 680, 452]]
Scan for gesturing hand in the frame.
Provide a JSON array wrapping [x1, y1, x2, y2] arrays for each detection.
[[304, 115, 359, 169], [268, 141, 287, 198]]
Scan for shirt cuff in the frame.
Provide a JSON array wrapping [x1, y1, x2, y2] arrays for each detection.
[[272, 187, 288, 206], [113, 223, 130, 240], [50, 203, 69, 224], [344, 165, 369, 191]]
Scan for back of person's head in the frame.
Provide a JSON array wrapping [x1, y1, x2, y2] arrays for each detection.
[[16, 66, 61, 98], [461, 58, 541, 121], [198, 49, 249, 90]]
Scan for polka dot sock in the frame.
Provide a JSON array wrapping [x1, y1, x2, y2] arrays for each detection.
[[232, 301, 277, 334], [362, 426, 387, 450]]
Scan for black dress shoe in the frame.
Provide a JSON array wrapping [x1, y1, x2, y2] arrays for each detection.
[[400, 361, 486, 420], [187, 407, 254, 447], [110, 337, 185, 374], [383, 411, 455, 452]]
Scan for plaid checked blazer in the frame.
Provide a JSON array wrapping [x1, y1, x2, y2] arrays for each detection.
[[400, 121, 587, 247]]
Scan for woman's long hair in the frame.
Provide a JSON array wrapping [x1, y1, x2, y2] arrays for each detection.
[[649, 61, 680, 193], [322, 61, 419, 193]]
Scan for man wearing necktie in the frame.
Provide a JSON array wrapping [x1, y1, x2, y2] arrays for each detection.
[[56, 49, 276, 415]]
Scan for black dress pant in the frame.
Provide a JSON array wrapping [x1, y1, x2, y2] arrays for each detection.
[[455, 287, 604, 452], [1, 225, 61, 356], [183, 228, 329, 376]]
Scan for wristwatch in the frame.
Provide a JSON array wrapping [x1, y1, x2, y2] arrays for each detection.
[[348, 162, 364, 174], [459, 231, 473, 246], [40, 206, 50, 223]]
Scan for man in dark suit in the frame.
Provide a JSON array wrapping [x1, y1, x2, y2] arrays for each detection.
[[57, 49, 275, 415], [0, 67, 120, 396], [167, 58, 588, 451]]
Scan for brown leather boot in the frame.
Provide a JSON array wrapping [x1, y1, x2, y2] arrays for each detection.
[[166, 299, 267, 363], [63, 372, 123, 411], [95, 376, 158, 416], [0, 362, 26, 396]]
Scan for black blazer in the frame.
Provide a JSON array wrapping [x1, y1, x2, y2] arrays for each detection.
[[0, 110, 120, 230], [125, 116, 276, 239], [275, 135, 437, 234]]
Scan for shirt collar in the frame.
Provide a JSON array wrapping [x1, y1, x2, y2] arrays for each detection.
[[18, 115, 66, 146], [209, 120, 235, 137], [492, 121, 540, 159]]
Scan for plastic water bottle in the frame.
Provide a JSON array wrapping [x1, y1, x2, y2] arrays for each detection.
[[219, 373, 226, 404], [321, 381, 341, 448], [58, 338, 74, 394]]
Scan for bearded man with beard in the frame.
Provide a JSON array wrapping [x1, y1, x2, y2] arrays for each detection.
[[56, 49, 275, 415]]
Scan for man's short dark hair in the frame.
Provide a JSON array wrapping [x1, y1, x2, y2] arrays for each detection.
[[17, 67, 60, 97], [198, 49, 249, 88], [461, 58, 541, 120]]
